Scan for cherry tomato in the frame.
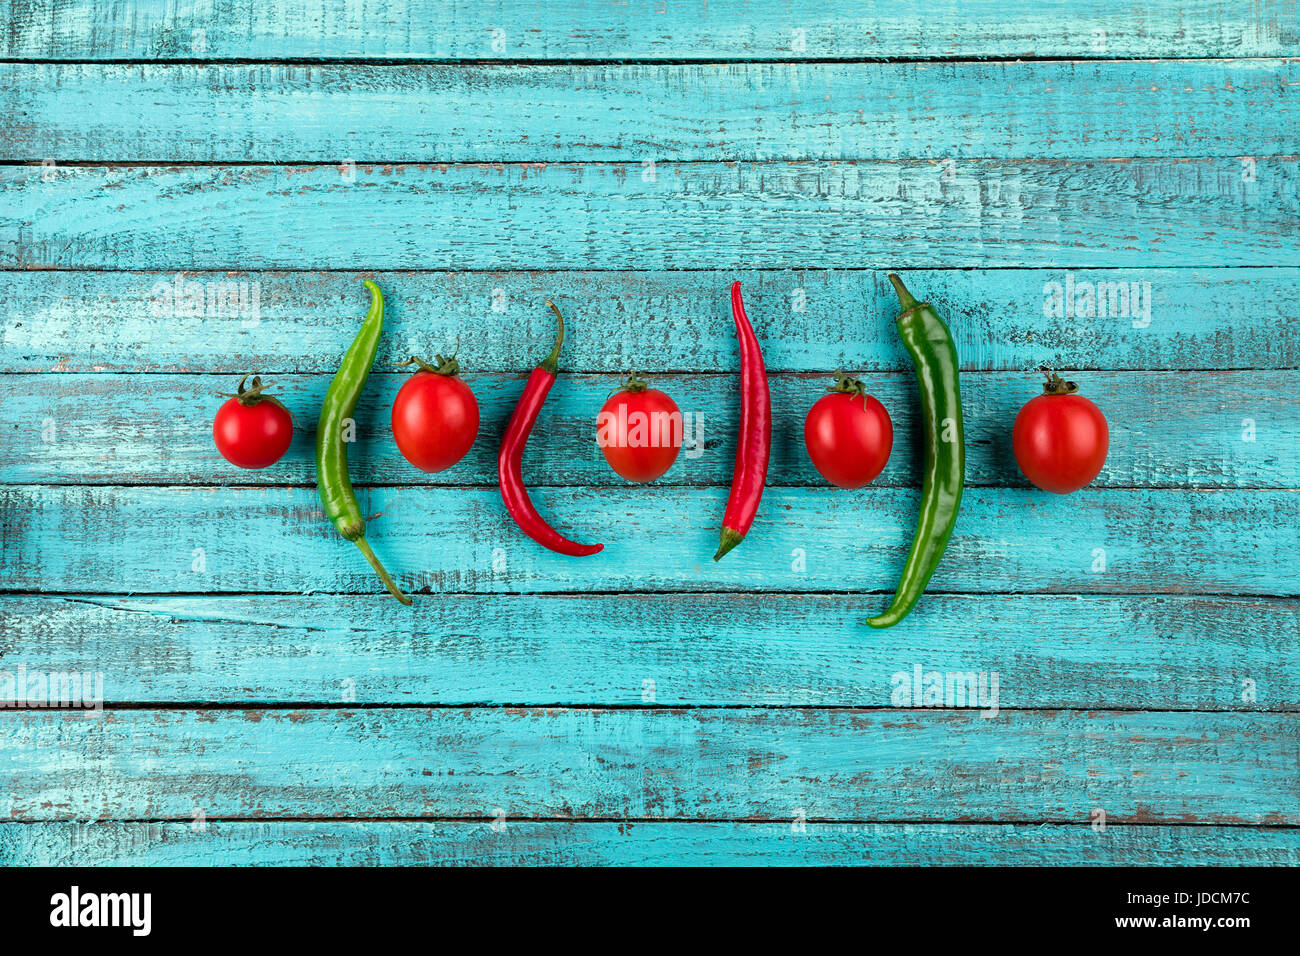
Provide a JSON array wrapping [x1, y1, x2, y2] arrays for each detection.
[[803, 375, 894, 489], [597, 375, 682, 482], [391, 357, 480, 473], [212, 376, 293, 469], [1012, 373, 1109, 493]]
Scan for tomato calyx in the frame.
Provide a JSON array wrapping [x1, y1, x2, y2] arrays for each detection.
[[216, 375, 296, 428], [219, 374, 292, 411], [399, 340, 462, 377], [826, 370, 868, 401], [399, 353, 461, 376], [612, 370, 652, 395], [1040, 370, 1080, 395], [218, 375, 271, 406]]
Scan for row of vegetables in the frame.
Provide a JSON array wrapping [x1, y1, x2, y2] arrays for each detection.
[[212, 276, 1110, 626]]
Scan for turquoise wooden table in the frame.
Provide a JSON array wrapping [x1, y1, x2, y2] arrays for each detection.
[[1, 0, 1297, 866]]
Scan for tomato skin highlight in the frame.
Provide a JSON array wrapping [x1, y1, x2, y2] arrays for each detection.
[[803, 391, 894, 489], [391, 371, 480, 473], [1012, 393, 1109, 493], [597, 387, 683, 483], [213, 396, 293, 469]]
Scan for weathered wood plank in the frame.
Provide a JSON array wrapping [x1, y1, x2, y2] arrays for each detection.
[[2, 821, 1294, 866], [0, 708, 1292, 822], [5, 269, 1295, 374], [9, 60, 1295, 162], [6, 160, 1294, 270], [5, 594, 1293, 708], [3, 0, 1295, 60], [0, 486, 1293, 595], [1, 371, 1292, 488]]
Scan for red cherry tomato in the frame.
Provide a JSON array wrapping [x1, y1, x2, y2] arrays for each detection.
[[597, 375, 683, 483], [391, 359, 480, 473], [803, 376, 894, 489], [1012, 373, 1109, 493], [212, 376, 293, 469]]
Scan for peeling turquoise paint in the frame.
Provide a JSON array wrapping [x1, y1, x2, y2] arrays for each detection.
[[0, 0, 1296, 866]]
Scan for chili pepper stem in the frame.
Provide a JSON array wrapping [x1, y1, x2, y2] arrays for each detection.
[[351, 535, 412, 606], [540, 301, 566, 375], [888, 273, 921, 312], [713, 528, 744, 562]]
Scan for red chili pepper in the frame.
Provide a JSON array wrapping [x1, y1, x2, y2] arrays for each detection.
[[714, 281, 771, 560], [498, 301, 604, 557]]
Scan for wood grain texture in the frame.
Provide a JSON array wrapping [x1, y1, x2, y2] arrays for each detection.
[[3, 0, 1296, 869], [1, 485, 1294, 595], [5, 594, 1294, 708], [5, 269, 1296, 374], [8, 60, 1295, 162], [2, 821, 1295, 866], [6, 159, 1294, 270], [0, 708, 1293, 822], [2, 370, 1294, 488], [3, 0, 1295, 60]]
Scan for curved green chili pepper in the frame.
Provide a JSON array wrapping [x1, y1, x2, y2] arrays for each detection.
[[867, 273, 964, 628], [316, 280, 412, 606]]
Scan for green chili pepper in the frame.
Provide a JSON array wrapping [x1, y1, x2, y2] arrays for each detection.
[[316, 280, 412, 606], [867, 273, 964, 628]]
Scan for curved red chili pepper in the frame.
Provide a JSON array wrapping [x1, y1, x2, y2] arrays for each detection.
[[714, 281, 771, 560], [498, 301, 603, 557]]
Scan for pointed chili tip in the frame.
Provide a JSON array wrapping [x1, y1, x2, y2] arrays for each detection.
[[887, 273, 920, 312], [361, 279, 384, 325], [867, 599, 908, 628], [713, 528, 743, 561]]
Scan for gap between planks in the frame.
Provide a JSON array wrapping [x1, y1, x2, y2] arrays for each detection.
[[19, 588, 1300, 599], [5, 816, 1295, 827], [6, 56, 1296, 66], [0, 702, 1287, 713], [6, 156, 1298, 167], [3, 265, 1295, 273]]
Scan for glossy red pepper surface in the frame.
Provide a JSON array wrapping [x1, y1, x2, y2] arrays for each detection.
[[714, 281, 771, 560], [498, 302, 604, 557]]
